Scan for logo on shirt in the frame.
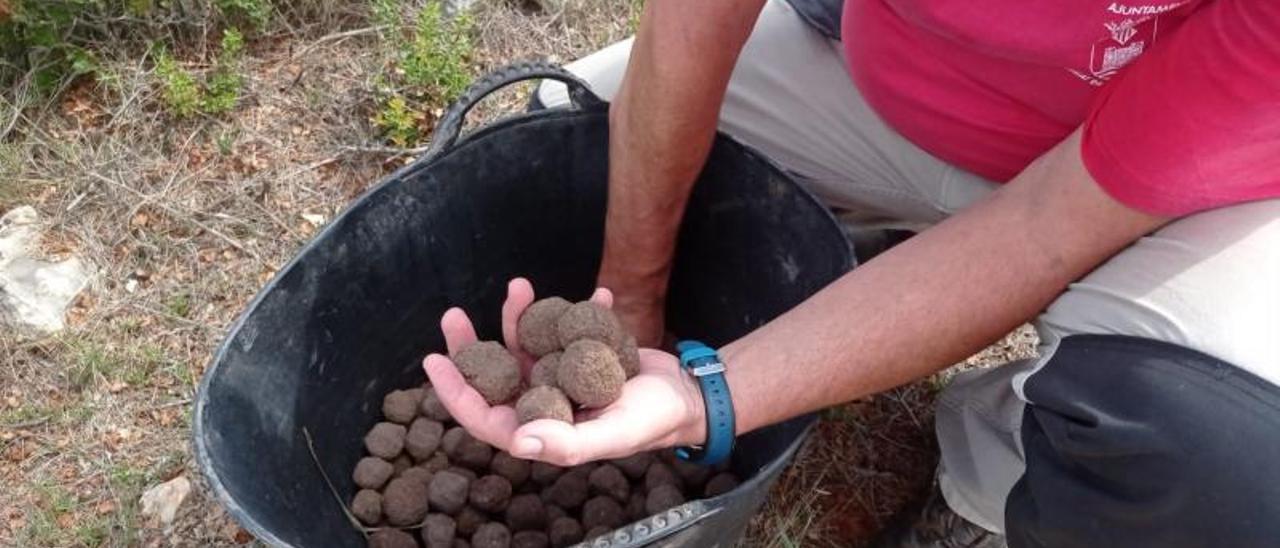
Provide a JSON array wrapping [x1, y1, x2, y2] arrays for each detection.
[[1068, 12, 1162, 86]]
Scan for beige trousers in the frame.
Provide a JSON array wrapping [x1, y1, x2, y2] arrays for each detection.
[[538, 0, 1280, 533]]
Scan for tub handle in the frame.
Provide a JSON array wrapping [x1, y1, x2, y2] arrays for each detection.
[[582, 500, 721, 548], [425, 60, 605, 158]]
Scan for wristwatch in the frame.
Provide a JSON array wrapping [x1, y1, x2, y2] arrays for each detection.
[[674, 340, 736, 465]]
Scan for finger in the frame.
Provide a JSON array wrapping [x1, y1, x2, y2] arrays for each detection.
[[501, 278, 536, 361], [441, 307, 478, 356], [423, 354, 520, 449], [510, 412, 649, 466], [589, 287, 614, 308]]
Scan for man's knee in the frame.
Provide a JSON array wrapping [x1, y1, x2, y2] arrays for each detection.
[[1006, 335, 1280, 548]]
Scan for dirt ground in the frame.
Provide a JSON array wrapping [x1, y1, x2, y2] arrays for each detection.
[[0, 1, 1037, 546]]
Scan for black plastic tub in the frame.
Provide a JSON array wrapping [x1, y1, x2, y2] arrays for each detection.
[[193, 62, 854, 547]]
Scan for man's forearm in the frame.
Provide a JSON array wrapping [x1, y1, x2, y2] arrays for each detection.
[[714, 131, 1168, 438], [601, 0, 765, 323]]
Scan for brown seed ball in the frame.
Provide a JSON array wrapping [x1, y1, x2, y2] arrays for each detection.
[[421, 387, 453, 422], [515, 386, 574, 425], [422, 513, 458, 548], [353, 457, 394, 490], [472, 523, 511, 548], [584, 527, 611, 542], [364, 422, 407, 459], [429, 470, 473, 515], [609, 452, 654, 481], [587, 464, 630, 503], [406, 418, 446, 460], [625, 493, 646, 521], [455, 506, 488, 537], [556, 301, 623, 348], [383, 477, 430, 526], [645, 484, 685, 515], [511, 530, 549, 548], [448, 466, 479, 483], [616, 335, 641, 379], [392, 454, 414, 475], [453, 341, 522, 405], [544, 504, 568, 523], [398, 466, 434, 486], [351, 489, 382, 525], [544, 469, 588, 509], [490, 452, 530, 488], [504, 494, 546, 532], [557, 340, 625, 409], [529, 352, 561, 388], [470, 475, 513, 513], [548, 517, 583, 548], [644, 461, 682, 492], [369, 529, 418, 548], [704, 473, 740, 497], [530, 462, 563, 485], [444, 427, 494, 470], [455, 540, 471, 548], [383, 389, 423, 424], [442, 427, 466, 455], [670, 458, 712, 491], [422, 451, 451, 472], [581, 496, 626, 531], [518, 297, 572, 357]]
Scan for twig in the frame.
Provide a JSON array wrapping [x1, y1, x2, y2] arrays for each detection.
[[1, 416, 50, 430], [303, 427, 372, 539], [338, 143, 432, 157], [148, 399, 192, 411], [292, 26, 388, 60]]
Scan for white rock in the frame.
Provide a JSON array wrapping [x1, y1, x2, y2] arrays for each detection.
[[140, 475, 192, 526], [0, 206, 91, 334]]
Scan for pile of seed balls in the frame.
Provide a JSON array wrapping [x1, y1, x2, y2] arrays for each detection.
[[350, 298, 740, 548]]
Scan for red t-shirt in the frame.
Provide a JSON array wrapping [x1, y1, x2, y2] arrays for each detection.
[[842, 0, 1280, 216]]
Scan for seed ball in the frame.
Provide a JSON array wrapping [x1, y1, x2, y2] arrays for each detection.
[[645, 484, 685, 515], [616, 335, 641, 379], [472, 523, 511, 548], [587, 464, 630, 503], [625, 493, 646, 521], [353, 457, 394, 490], [369, 529, 418, 548], [392, 454, 413, 475], [421, 387, 453, 421], [530, 462, 563, 485], [670, 458, 712, 490], [444, 427, 494, 470], [470, 475, 513, 513], [644, 461, 682, 492], [383, 389, 423, 424], [448, 466, 479, 483], [511, 530, 549, 548], [556, 301, 623, 348], [545, 504, 568, 522], [422, 513, 458, 548], [364, 422, 407, 459], [557, 340, 625, 408], [351, 489, 382, 525], [455, 506, 487, 537], [609, 453, 653, 480], [422, 451, 451, 472], [490, 452, 530, 488], [384, 477, 430, 526], [398, 466, 434, 487], [429, 470, 472, 515], [518, 297, 572, 357], [406, 418, 446, 460], [529, 352, 561, 388], [548, 517, 583, 548], [581, 496, 626, 531], [704, 473, 741, 497], [504, 494, 546, 532], [515, 386, 574, 424], [453, 341, 522, 405], [455, 540, 471, 548], [544, 469, 588, 509], [584, 527, 611, 542]]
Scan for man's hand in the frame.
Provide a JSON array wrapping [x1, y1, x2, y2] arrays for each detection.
[[422, 278, 706, 465]]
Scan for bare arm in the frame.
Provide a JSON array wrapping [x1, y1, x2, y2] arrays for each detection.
[[601, 0, 766, 345], [711, 129, 1169, 440]]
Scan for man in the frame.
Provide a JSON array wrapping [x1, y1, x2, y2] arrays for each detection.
[[424, 0, 1280, 545]]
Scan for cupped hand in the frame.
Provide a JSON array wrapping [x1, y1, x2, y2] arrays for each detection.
[[422, 278, 706, 466]]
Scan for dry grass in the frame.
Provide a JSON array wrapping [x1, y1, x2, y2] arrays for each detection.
[[0, 1, 1036, 546]]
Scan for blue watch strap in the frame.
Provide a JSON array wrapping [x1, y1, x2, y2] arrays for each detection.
[[674, 340, 735, 465]]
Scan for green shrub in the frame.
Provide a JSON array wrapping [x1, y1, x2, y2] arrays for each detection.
[[215, 0, 272, 30], [373, 94, 425, 147], [151, 28, 245, 118], [401, 2, 473, 103], [154, 49, 202, 118]]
